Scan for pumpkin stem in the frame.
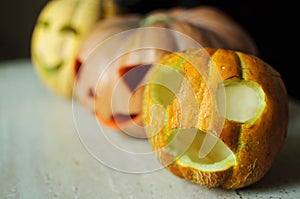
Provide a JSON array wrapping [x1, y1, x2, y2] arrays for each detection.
[[141, 13, 173, 27]]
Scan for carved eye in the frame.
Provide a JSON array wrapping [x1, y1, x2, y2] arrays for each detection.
[[60, 24, 78, 35], [38, 20, 50, 28]]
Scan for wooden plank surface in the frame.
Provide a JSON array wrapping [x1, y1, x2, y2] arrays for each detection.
[[1, 59, 300, 198]]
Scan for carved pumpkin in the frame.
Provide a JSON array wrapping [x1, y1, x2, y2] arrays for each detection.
[[31, 0, 121, 98], [142, 48, 288, 189], [74, 6, 258, 137]]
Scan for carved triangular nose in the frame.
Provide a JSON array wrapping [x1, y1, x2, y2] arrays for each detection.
[[119, 64, 152, 91]]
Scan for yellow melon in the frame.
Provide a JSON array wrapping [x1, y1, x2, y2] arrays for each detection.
[[142, 48, 288, 189]]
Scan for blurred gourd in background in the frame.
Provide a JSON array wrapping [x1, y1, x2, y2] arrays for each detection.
[[30, 0, 260, 137], [30, 0, 123, 99], [73, 5, 257, 137]]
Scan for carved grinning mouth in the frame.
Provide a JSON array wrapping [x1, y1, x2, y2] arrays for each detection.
[[44, 62, 64, 73], [32, 52, 64, 73], [112, 114, 138, 124], [96, 112, 140, 129]]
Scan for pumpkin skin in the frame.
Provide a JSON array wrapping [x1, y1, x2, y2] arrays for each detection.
[[31, 0, 121, 98], [142, 48, 288, 189], [74, 6, 258, 137]]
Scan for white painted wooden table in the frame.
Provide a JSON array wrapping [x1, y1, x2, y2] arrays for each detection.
[[1, 59, 300, 199]]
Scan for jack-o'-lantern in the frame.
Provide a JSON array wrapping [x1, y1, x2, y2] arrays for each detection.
[[74, 6, 258, 137], [142, 48, 288, 189], [31, 0, 121, 98]]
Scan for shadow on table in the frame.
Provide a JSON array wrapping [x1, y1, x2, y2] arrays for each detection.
[[245, 97, 300, 191]]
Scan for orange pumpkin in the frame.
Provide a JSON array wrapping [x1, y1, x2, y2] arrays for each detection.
[[74, 6, 258, 138]]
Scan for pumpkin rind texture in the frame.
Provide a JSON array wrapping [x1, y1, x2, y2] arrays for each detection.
[[31, 0, 121, 98], [74, 6, 258, 137], [142, 48, 288, 189]]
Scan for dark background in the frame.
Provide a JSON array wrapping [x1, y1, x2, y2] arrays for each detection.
[[0, 0, 298, 101]]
